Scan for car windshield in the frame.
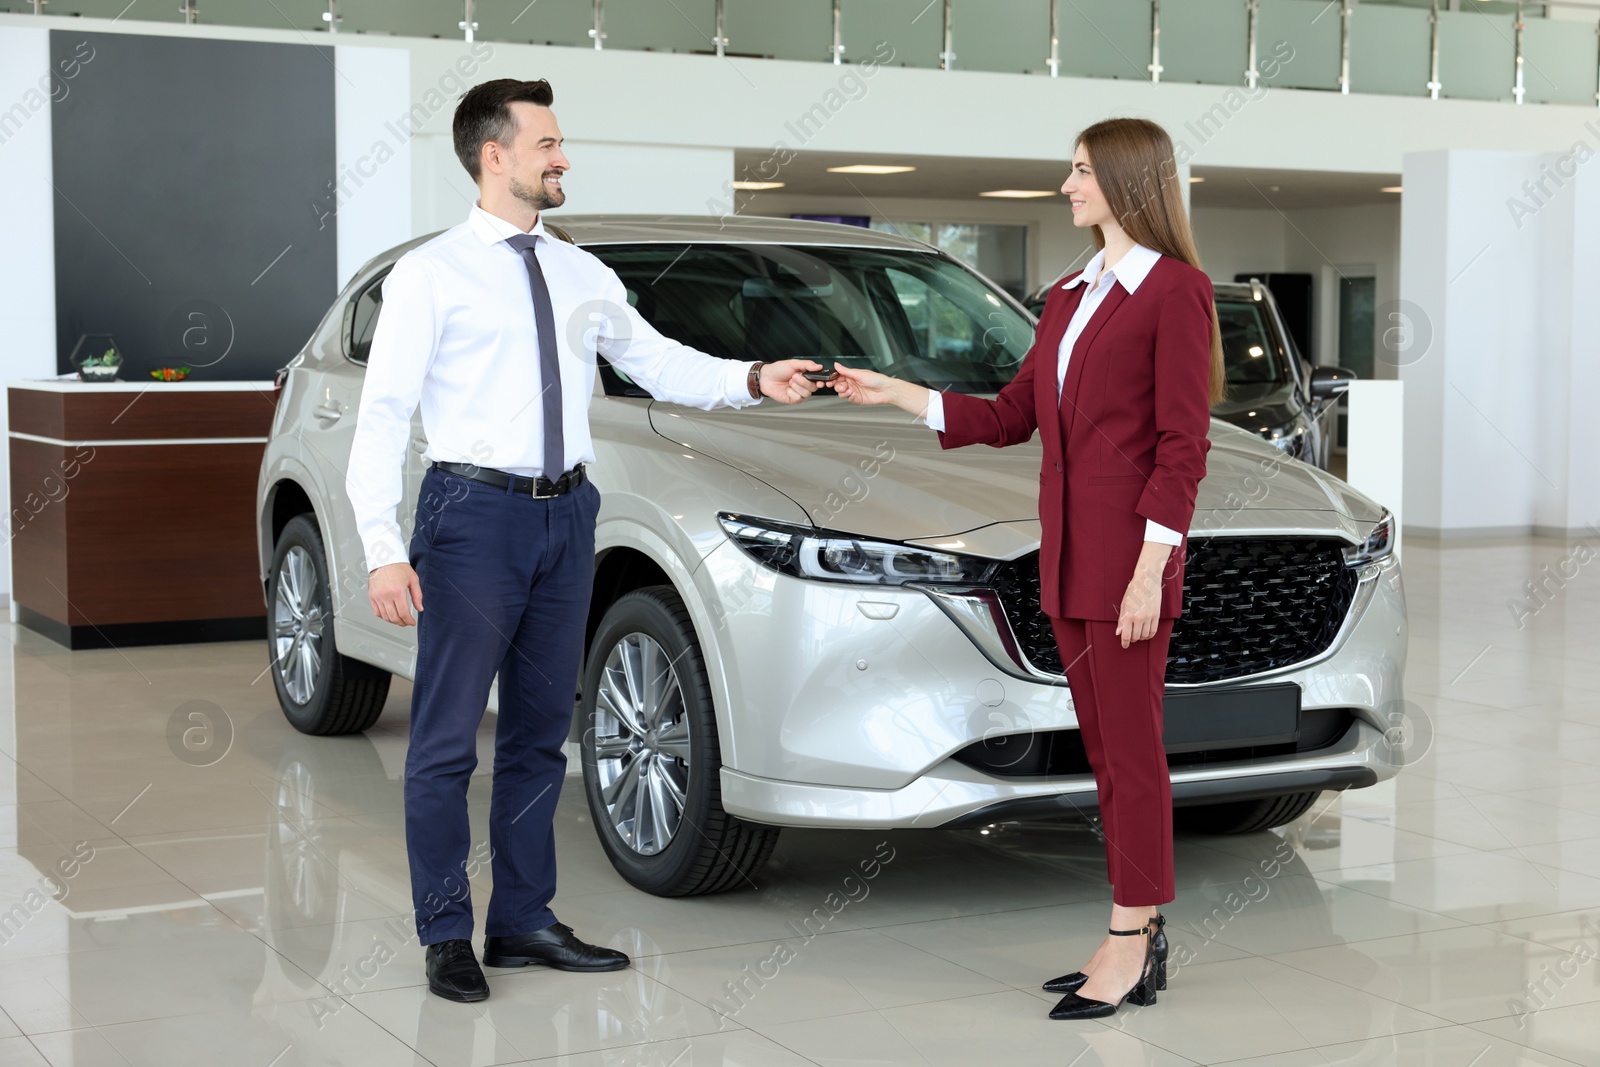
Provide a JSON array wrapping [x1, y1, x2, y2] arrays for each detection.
[[589, 243, 1033, 394], [1216, 297, 1290, 386]]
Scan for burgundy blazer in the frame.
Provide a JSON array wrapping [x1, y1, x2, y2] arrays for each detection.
[[940, 255, 1214, 621]]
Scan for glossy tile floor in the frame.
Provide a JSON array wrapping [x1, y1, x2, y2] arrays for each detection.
[[2, 536, 1599, 1065]]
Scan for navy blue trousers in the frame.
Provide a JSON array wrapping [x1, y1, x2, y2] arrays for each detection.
[[405, 465, 600, 945]]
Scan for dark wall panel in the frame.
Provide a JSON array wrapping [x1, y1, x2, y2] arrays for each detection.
[[50, 30, 336, 382]]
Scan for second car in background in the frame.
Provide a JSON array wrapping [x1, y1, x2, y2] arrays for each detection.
[[1027, 275, 1353, 470]]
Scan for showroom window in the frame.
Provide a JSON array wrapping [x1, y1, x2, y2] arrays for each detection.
[[868, 222, 1029, 301]]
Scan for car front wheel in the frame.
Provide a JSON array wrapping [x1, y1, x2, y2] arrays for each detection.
[[267, 514, 391, 735], [579, 585, 779, 896]]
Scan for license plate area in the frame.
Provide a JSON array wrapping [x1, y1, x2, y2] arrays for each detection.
[[1161, 682, 1301, 754]]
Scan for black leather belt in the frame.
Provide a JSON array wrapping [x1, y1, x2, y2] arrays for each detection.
[[432, 461, 586, 499]]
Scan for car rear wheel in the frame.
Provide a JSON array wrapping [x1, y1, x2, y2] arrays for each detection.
[[580, 585, 780, 896], [1175, 790, 1322, 835], [268, 514, 391, 735]]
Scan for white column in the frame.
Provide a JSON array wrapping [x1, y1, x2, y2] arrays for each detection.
[[0, 27, 65, 605], [334, 45, 414, 290], [1550, 152, 1600, 532], [1399, 149, 1548, 538]]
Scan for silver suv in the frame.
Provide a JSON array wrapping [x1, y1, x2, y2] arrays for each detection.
[[256, 215, 1408, 897]]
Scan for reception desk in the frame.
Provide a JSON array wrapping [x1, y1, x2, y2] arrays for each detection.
[[8, 379, 277, 649]]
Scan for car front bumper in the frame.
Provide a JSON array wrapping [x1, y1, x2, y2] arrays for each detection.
[[722, 723, 1388, 829], [696, 539, 1407, 829]]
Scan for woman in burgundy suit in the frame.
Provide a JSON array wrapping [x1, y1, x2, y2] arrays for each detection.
[[833, 117, 1224, 1020]]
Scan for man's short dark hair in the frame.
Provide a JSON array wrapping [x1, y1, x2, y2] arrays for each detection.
[[452, 78, 554, 181]]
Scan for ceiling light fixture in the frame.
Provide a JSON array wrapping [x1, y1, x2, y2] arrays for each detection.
[[1189, 176, 1206, 183], [732, 180, 785, 190], [1381, 185, 1403, 193], [978, 189, 1056, 198], [826, 164, 916, 175]]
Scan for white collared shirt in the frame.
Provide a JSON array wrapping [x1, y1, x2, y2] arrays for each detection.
[[1056, 242, 1162, 393], [925, 241, 1181, 545], [347, 203, 758, 570]]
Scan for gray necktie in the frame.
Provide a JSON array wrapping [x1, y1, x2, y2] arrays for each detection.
[[505, 232, 564, 479]]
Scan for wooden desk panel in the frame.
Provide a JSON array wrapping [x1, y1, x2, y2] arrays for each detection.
[[9, 385, 277, 442], [9, 382, 274, 649]]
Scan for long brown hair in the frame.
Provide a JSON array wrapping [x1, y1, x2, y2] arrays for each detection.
[[1075, 118, 1226, 404]]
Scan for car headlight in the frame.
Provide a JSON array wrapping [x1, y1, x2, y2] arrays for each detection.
[[1343, 509, 1396, 566], [719, 513, 997, 586]]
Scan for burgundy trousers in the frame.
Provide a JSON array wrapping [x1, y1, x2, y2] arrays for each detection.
[[1050, 617, 1176, 907]]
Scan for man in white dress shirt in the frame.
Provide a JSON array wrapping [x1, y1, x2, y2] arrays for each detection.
[[346, 78, 826, 1003]]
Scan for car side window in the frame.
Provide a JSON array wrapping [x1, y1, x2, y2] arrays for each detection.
[[347, 269, 389, 364], [598, 283, 651, 398]]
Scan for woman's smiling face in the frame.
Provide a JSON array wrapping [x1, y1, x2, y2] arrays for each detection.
[[1062, 142, 1113, 229]]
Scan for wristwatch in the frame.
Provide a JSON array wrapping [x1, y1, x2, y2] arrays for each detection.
[[747, 361, 766, 400]]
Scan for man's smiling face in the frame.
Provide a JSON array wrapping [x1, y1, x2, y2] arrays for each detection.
[[489, 101, 570, 211]]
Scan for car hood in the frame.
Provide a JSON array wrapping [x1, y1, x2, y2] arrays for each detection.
[[650, 399, 1386, 556], [1212, 380, 1302, 435]]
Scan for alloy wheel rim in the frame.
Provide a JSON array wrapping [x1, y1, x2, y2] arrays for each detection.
[[274, 545, 325, 705], [592, 632, 690, 856], [273, 760, 325, 919]]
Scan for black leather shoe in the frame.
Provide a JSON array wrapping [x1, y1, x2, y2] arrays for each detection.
[[426, 938, 489, 1002], [1048, 923, 1159, 1021], [483, 923, 630, 972], [1043, 913, 1168, 994]]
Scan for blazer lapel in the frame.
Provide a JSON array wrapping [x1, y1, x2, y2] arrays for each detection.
[[1060, 283, 1128, 440], [1034, 283, 1083, 463]]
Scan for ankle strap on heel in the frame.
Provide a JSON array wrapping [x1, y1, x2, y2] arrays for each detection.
[[1108, 925, 1150, 936]]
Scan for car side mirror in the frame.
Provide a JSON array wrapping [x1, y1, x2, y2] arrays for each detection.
[[1309, 365, 1356, 402]]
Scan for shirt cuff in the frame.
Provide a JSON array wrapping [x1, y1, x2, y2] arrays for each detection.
[[1144, 519, 1183, 546], [361, 529, 410, 574], [727, 361, 761, 407], [924, 390, 945, 432]]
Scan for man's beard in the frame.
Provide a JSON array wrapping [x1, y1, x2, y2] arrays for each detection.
[[510, 171, 565, 211]]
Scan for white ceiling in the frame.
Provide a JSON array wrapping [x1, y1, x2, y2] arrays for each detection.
[[732, 150, 1402, 210]]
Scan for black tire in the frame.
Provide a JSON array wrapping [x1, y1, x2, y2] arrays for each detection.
[[579, 585, 780, 896], [1175, 790, 1322, 835], [267, 514, 391, 736]]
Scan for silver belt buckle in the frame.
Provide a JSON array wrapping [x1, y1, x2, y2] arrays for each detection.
[[532, 464, 580, 499]]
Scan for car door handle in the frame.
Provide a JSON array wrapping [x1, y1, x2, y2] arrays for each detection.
[[312, 401, 343, 422], [411, 438, 428, 454]]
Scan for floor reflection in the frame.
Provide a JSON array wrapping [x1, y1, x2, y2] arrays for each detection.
[[0, 533, 1598, 1063]]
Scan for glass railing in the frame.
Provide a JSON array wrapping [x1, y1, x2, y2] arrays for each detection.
[[10, 0, 1598, 107]]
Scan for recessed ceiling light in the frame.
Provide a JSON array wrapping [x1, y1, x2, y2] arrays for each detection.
[[732, 180, 785, 190], [1381, 185, 1403, 193], [1189, 176, 1206, 183], [826, 164, 916, 175], [978, 189, 1056, 198]]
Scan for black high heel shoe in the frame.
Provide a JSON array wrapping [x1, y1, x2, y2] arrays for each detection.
[[1043, 913, 1167, 994], [1048, 924, 1158, 1021]]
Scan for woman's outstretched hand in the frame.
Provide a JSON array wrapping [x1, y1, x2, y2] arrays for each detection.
[[832, 365, 932, 420]]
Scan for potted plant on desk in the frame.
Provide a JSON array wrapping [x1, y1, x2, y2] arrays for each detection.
[[69, 334, 124, 382]]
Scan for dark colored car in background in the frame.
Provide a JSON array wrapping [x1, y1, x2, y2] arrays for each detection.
[[1025, 276, 1354, 470]]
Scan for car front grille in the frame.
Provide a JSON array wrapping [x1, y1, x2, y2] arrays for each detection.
[[988, 538, 1360, 685]]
